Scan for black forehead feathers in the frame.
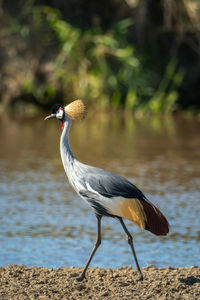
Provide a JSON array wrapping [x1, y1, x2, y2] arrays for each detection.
[[51, 104, 64, 113]]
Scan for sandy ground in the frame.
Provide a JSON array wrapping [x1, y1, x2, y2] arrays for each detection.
[[0, 265, 199, 299]]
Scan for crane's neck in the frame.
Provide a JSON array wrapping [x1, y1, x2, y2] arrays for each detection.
[[60, 115, 75, 172], [60, 115, 84, 195]]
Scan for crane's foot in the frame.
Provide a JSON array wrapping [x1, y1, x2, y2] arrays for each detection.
[[76, 273, 86, 282], [138, 273, 144, 281]]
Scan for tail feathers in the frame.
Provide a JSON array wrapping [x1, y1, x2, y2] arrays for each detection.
[[141, 199, 169, 236]]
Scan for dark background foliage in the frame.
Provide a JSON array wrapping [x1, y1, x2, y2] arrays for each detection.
[[1, 0, 200, 112]]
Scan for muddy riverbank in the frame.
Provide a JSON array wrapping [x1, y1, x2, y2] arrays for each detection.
[[0, 265, 199, 299]]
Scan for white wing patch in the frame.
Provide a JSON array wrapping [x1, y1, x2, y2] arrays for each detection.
[[84, 182, 125, 215], [83, 182, 147, 228]]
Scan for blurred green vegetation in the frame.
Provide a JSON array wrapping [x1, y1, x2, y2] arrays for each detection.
[[0, 0, 200, 113]]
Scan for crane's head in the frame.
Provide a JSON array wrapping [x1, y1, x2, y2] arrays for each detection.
[[44, 104, 65, 121], [45, 99, 86, 125]]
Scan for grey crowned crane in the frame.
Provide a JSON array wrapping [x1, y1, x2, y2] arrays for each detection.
[[45, 100, 169, 281]]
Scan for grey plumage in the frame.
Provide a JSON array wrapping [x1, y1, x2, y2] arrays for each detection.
[[59, 116, 145, 216], [84, 167, 146, 199]]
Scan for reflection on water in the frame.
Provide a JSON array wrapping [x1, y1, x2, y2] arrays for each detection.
[[0, 112, 200, 268]]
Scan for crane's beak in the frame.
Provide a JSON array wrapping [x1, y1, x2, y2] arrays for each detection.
[[44, 113, 56, 121]]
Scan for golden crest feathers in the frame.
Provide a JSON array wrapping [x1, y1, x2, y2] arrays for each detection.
[[64, 99, 86, 121]]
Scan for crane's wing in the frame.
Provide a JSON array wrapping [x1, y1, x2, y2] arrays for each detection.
[[79, 165, 169, 236], [84, 166, 145, 200]]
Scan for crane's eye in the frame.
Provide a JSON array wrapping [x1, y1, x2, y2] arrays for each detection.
[[56, 107, 64, 119]]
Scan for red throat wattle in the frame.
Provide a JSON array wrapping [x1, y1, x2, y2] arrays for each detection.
[[62, 122, 64, 130]]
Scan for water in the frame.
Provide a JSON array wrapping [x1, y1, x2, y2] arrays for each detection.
[[0, 112, 199, 269]]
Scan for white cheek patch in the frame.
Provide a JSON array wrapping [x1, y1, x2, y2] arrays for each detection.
[[56, 108, 64, 119]]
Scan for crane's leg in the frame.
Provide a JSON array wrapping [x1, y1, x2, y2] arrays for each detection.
[[118, 217, 143, 281], [77, 215, 102, 281]]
